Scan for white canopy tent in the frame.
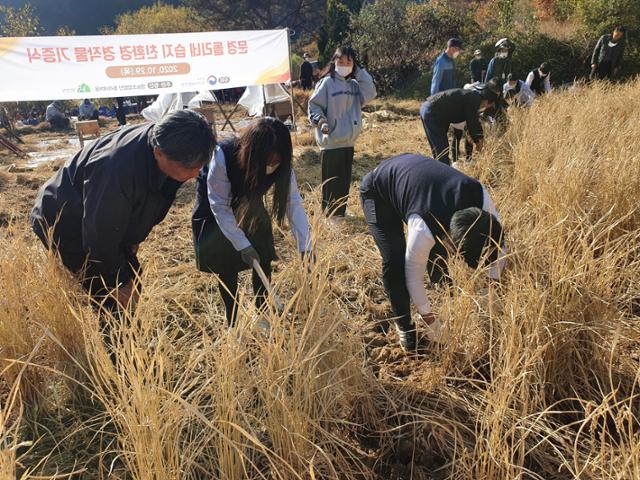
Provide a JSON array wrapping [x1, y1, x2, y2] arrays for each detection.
[[141, 83, 296, 132], [238, 84, 291, 117], [141, 91, 218, 122]]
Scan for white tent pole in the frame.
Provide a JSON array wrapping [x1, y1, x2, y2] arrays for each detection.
[[286, 28, 297, 136], [262, 84, 267, 117]]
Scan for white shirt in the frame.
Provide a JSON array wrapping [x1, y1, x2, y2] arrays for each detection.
[[206, 145, 312, 252], [503, 80, 536, 107], [525, 70, 551, 94], [405, 187, 505, 315]]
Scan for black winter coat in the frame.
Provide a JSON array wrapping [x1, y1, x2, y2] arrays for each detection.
[[31, 123, 182, 288], [591, 34, 625, 69], [422, 89, 485, 142]]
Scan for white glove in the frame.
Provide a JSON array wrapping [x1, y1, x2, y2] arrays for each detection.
[[320, 122, 330, 134], [425, 317, 448, 344]]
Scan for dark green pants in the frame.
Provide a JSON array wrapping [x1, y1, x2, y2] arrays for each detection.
[[321, 147, 354, 217]]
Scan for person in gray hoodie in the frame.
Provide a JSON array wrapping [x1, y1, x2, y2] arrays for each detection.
[[308, 46, 377, 218]]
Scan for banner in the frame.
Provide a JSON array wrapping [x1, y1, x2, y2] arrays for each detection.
[[0, 30, 291, 102]]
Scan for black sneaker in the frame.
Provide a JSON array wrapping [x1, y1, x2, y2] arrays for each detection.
[[395, 322, 417, 353]]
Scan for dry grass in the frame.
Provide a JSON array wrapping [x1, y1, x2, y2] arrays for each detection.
[[0, 170, 10, 192], [2, 79, 640, 479]]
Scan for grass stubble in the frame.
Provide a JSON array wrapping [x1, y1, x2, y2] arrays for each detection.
[[1, 81, 640, 479]]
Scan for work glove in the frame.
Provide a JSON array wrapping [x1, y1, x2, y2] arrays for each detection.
[[240, 246, 261, 267], [320, 122, 330, 134], [424, 317, 448, 344]]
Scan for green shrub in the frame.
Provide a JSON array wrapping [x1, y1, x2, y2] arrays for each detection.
[[572, 0, 639, 37], [291, 54, 304, 81], [349, 0, 476, 94], [509, 31, 591, 84]]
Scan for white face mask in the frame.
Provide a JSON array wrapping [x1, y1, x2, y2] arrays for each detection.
[[335, 65, 353, 77], [498, 51, 508, 59], [608, 41, 618, 47], [453, 50, 461, 59], [266, 163, 280, 175]]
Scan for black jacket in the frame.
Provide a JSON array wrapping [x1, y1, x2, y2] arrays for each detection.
[[31, 123, 182, 288], [300, 60, 314, 83], [422, 89, 484, 142], [485, 56, 513, 85], [469, 57, 488, 83], [360, 154, 483, 238], [591, 34, 625, 69]]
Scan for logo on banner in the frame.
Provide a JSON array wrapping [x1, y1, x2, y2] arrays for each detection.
[[219, 76, 230, 84], [148, 81, 173, 89], [207, 75, 217, 86], [77, 83, 91, 93]]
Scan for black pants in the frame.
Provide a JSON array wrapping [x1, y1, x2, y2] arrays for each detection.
[[31, 219, 139, 365], [218, 261, 271, 327], [116, 97, 126, 126], [321, 147, 354, 217], [79, 112, 99, 121], [591, 62, 613, 80], [452, 127, 474, 162], [192, 206, 276, 327], [419, 104, 450, 165], [360, 190, 413, 331], [360, 180, 451, 332]]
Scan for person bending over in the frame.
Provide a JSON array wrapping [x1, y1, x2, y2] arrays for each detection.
[[192, 117, 312, 326], [32, 110, 215, 311], [360, 154, 505, 352]]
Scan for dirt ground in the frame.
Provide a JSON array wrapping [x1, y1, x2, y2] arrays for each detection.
[[1, 102, 450, 474], [4, 83, 640, 478]]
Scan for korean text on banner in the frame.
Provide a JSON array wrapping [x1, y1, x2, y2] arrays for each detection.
[[0, 29, 291, 102]]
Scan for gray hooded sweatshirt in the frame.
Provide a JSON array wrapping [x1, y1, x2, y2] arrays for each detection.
[[308, 67, 377, 150]]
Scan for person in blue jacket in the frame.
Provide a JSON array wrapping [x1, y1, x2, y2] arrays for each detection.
[[430, 38, 464, 96]]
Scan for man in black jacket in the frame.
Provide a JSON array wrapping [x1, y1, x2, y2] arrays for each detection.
[[360, 154, 504, 352], [591, 26, 626, 80], [469, 49, 487, 83], [31, 109, 215, 309], [419, 85, 499, 165], [300, 53, 314, 90]]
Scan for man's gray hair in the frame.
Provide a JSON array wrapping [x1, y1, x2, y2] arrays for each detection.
[[151, 109, 215, 168]]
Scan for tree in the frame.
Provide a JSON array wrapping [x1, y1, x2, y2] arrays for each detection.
[[112, 2, 207, 34], [55, 26, 76, 36], [572, 0, 640, 37], [0, 4, 42, 37], [317, 0, 362, 65], [186, 0, 325, 37], [349, 0, 475, 93]]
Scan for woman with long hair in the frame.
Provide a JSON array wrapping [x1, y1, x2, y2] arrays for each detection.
[[192, 117, 312, 326], [308, 46, 377, 219]]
